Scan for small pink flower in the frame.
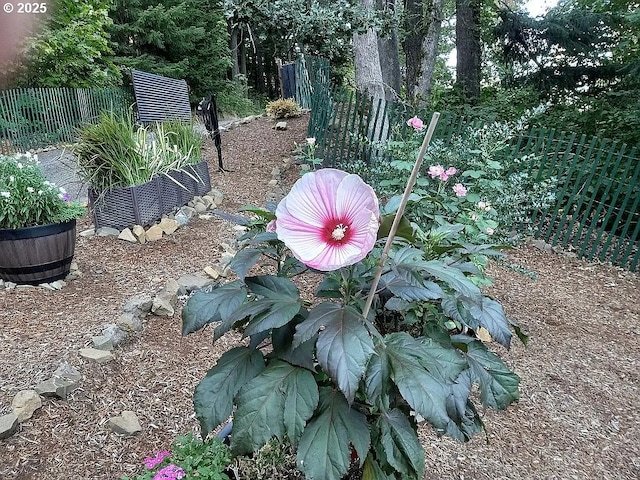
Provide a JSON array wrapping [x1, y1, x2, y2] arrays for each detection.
[[486, 227, 495, 235], [275, 169, 379, 271], [144, 451, 171, 469], [266, 219, 277, 232], [306, 137, 316, 146], [153, 464, 185, 480], [445, 167, 457, 176], [439, 173, 450, 181], [452, 183, 467, 197], [406, 116, 424, 131], [428, 165, 445, 179]]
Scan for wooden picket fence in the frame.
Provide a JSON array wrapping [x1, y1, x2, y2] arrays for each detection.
[[0, 87, 133, 154], [298, 61, 639, 271]]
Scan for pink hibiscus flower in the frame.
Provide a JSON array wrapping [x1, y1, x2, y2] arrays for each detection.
[[275, 169, 379, 271]]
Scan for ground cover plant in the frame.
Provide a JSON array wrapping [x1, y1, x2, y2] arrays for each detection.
[[182, 118, 527, 479]]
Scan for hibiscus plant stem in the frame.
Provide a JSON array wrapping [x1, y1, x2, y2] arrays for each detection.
[[361, 112, 441, 327]]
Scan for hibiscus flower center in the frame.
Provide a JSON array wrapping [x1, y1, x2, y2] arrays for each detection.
[[331, 223, 348, 241]]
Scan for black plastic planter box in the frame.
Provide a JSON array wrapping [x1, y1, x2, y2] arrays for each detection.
[[89, 160, 212, 230]]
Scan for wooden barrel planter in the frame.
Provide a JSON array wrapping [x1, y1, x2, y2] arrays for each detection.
[[0, 219, 77, 285]]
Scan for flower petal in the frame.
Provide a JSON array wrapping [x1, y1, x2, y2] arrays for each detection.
[[275, 169, 379, 271]]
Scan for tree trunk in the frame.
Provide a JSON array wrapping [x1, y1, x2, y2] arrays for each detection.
[[353, 0, 385, 99], [405, 0, 444, 106], [353, 0, 389, 147], [377, 0, 401, 99], [230, 22, 240, 79], [456, 0, 481, 101]]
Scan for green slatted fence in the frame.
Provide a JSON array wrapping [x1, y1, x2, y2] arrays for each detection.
[[0, 87, 133, 154], [299, 58, 639, 271]]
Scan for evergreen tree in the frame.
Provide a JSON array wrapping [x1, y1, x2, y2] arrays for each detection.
[[109, 0, 231, 102]]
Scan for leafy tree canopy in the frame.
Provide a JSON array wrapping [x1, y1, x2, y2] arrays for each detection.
[[15, 0, 121, 88]]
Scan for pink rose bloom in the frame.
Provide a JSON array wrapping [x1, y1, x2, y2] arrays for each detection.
[[439, 173, 450, 181], [275, 169, 379, 271], [452, 183, 467, 197], [406, 116, 424, 131], [428, 165, 445, 179], [144, 451, 171, 469], [445, 167, 457, 176]]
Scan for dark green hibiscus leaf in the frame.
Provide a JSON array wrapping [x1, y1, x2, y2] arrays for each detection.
[[463, 339, 520, 409], [193, 347, 264, 438], [384, 333, 452, 431], [245, 275, 299, 300], [293, 302, 342, 347], [364, 342, 392, 409], [229, 248, 263, 279], [362, 454, 394, 480], [422, 260, 481, 301], [387, 333, 466, 382], [463, 296, 513, 348], [243, 298, 303, 336], [375, 409, 424, 479], [443, 369, 483, 441], [316, 276, 343, 299], [181, 282, 248, 336], [248, 232, 279, 243], [211, 209, 250, 225], [297, 388, 370, 480], [377, 214, 415, 242], [232, 360, 318, 454], [382, 267, 444, 301], [272, 321, 316, 371], [316, 304, 375, 403]]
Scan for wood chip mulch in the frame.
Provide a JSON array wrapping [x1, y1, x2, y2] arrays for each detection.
[[0, 113, 639, 480]]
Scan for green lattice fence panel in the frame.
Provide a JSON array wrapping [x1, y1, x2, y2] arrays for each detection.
[[520, 133, 639, 270], [295, 55, 330, 110], [0, 87, 132, 154]]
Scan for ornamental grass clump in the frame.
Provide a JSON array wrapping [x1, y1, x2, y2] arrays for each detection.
[[74, 113, 204, 191], [182, 114, 527, 480], [266, 98, 301, 119], [0, 152, 86, 229]]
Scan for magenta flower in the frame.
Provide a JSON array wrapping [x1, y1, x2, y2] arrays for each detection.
[[445, 166, 457, 176], [428, 165, 444, 179], [153, 464, 185, 480], [144, 451, 171, 469], [406, 116, 424, 131], [275, 169, 379, 271], [452, 183, 468, 197]]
